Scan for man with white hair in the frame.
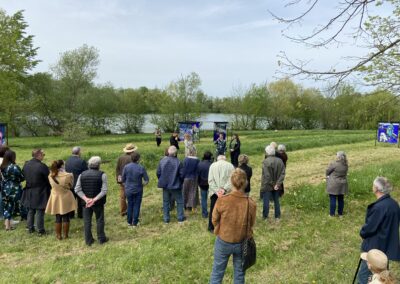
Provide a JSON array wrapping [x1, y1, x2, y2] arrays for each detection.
[[357, 177, 400, 284], [65, 146, 88, 218], [75, 156, 109, 246], [207, 155, 234, 232], [261, 145, 285, 222], [157, 146, 185, 223]]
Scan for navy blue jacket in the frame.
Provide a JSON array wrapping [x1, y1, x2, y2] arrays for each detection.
[[360, 194, 400, 260], [182, 157, 200, 180], [157, 156, 183, 190], [197, 159, 212, 187], [65, 155, 88, 189]]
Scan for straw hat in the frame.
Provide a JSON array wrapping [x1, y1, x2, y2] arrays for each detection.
[[123, 143, 138, 153], [360, 249, 388, 271]]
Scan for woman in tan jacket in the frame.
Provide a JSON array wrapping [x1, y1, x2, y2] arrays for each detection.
[[46, 160, 76, 240], [210, 168, 257, 284]]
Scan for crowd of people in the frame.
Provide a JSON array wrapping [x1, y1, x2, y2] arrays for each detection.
[[0, 131, 399, 283]]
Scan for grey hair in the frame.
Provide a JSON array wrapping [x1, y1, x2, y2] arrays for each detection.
[[88, 156, 101, 169], [270, 142, 277, 149], [336, 151, 347, 165], [217, 155, 226, 161], [373, 177, 392, 194], [168, 146, 177, 156], [238, 154, 249, 166], [278, 144, 286, 152], [72, 146, 81, 155], [265, 145, 275, 156]]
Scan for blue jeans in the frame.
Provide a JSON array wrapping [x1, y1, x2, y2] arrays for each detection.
[[126, 191, 143, 225], [357, 260, 372, 284], [329, 194, 344, 216], [263, 190, 281, 219], [200, 185, 209, 218], [162, 188, 185, 222], [210, 237, 245, 284]]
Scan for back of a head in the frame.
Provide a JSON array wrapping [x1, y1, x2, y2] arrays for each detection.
[[265, 145, 275, 156], [277, 144, 286, 152], [270, 141, 277, 149], [88, 156, 101, 169], [373, 177, 392, 195], [72, 146, 81, 155], [32, 148, 43, 159], [238, 154, 249, 166], [131, 152, 141, 163], [1, 149, 16, 169], [0, 145, 9, 158], [336, 151, 347, 164], [231, 168, 248, 191], [168, 146, 177, 156], [50, 160, 64, 177], [203, 151, 212, 161], [366, 249, 395, 283], [217, 155, 226, 161]]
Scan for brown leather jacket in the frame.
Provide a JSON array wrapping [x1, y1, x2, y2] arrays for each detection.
[[212, 190, 256, 243]]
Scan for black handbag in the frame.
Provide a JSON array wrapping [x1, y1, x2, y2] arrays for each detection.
[[241, 198, 256, 271]]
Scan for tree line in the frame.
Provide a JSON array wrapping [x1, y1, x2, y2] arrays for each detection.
[[1, 9, 399, 138]]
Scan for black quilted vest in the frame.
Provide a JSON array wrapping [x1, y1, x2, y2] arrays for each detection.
[[80, 169, 106, 205]]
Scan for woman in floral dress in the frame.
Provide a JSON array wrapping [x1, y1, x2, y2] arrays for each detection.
[[1, 150, 24, 231]]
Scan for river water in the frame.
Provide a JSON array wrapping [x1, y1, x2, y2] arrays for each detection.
[[141, 113, 233, 133]]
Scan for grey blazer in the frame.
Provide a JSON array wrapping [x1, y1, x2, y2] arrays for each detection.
[[326, 160, 348, 195]]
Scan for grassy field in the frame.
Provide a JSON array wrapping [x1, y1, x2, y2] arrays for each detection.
[[0, 130, 399, 283]]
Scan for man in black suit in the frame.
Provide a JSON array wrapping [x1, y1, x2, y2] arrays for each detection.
[[22, 149, 51, 235], [65, 146, 88, 218]]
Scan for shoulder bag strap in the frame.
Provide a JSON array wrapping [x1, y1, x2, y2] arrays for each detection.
[[245, 197, 250, 238]]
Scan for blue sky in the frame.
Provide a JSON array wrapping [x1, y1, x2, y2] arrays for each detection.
[[0, 0, 374, 97]]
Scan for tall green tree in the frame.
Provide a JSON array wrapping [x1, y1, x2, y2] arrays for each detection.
[[151, 72, 203, 132], [51, 44, 99, 124], [0, 9, 39, 135]]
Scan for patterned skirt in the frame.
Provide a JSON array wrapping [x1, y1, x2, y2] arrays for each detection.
[[182, 178, 199, 208]]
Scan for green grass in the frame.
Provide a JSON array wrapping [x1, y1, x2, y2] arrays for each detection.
[[1, 130, 399, 283]]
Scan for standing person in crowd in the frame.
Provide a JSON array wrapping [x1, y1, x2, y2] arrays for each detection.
[[122, 152, 149, 227], [182, 147, 200, 212], [170, 132, 179, 150], [210, 168, 257, 284], [157, 146, 185, 224], [261, 145, 285, 222], [155, 128, 162, 147], [22, 149, 51, 235], [0, 145, 10, 220], [208, 155, 234, 232], [360, 249, 396, 284], [326, 151, 348, 217], [197, 151, 213, 218], [1, 150, 24, 231], [238, 154, 252, 195], [65, 146, 88, 219], [75, 156, 109, 246], [276, 144, 288, 197], [229, 134, 241, 167], [184, 133, 196, 157], [116, 143, 137, 217], [214, 133, 226, 158], [357, 177, 400, 284], [45, 160, 76, 240]]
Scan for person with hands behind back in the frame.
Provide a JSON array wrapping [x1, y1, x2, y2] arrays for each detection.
[[75, 156, 109, 246]]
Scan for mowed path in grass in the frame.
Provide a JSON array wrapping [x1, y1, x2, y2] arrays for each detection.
[[1, 131, 399, 283]]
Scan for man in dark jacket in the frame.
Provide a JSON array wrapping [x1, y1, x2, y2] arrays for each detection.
[[157, 146, 185, 223], [261, 145, 285, 221], [357, 176, 400, 284], [169, 132, 179, 150], [22, 149, 51, 235], [65, 146, 88, 218], [115, 143, 137, 216], [75, 156, 108, 246]]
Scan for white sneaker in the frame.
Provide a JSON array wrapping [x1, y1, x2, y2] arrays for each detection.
[[11, 219, 20, 225]]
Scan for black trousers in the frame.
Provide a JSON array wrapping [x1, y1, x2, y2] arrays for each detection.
[[27, 208, 45, 233], [156, 137, 162, 147], [208, 194, 218, 231], [83, 204, 106, 244]]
